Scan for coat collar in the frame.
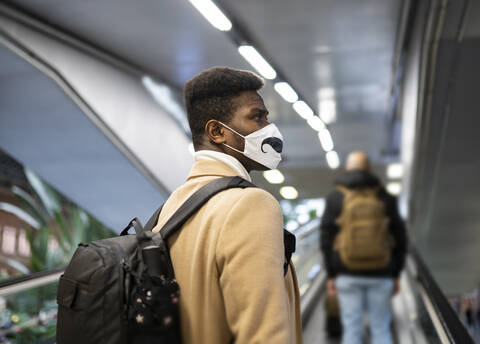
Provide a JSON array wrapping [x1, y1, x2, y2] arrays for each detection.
[[194, 150, 251, 182], [187, 159, 245, 181]]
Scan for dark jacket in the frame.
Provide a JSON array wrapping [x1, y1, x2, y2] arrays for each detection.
[[320, 170, 407, 278]]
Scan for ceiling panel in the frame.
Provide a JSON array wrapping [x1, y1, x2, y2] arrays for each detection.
[[219, 0, 402, 165], [2, 0, 403, 200], [4, 0, 250, 87]]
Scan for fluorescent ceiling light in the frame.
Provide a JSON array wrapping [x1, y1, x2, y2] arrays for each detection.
[[387, 182, 402, 195], [280, 186, 298, 200], [387, 163, 403, 179], [318, 87, 336, 99], [326, 151, 340, 169], [238, 46, 277, 79], [307, 116, 325, 131], [274, 82, 298, 103], [318, 128, 334, 152], [263, 169, 285, 184], [319, 99, 337, 124], [293, 101, 314, 120], [189, 0, 232, 31]]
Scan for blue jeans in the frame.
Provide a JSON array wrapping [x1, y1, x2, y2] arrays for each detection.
[[336, 275, 393, 344]]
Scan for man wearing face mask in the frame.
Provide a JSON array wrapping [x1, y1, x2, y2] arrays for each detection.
[[152, 67, 302, 344]]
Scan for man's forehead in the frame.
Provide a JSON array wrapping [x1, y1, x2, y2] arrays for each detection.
[[236, 90, 266, 108]]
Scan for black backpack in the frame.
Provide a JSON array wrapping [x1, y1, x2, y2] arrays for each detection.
[[56, 176, 255, 344]]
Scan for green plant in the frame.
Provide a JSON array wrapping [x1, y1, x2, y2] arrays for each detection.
[[9, 169, 115, 274]]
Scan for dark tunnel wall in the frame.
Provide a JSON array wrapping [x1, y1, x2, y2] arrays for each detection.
[[406, 0, 480, 295]]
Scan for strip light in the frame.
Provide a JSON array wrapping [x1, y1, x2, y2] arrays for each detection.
[[274, 82, 298, 103], [263, 169, 285, 184], [318, 87, 336, 99], [319, 99, 337, 124], [387, 182, 402, 195], [318, 129, 334, 152], [238, 46, 277, 79], [280, 186, 298, 200], [293, 101, 314, 119], [189, 0, 232, 31], [387, 163, 403, 179], [307, 116, 325, 131], [326, 151, 340, 169]]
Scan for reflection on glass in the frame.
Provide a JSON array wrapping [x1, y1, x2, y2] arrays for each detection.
[[281, 198, 326, 296], [293, 225, 322, 297], [0, 149, 115, 342], [0, 281, 58, 343], [0, 149, 115, 281]]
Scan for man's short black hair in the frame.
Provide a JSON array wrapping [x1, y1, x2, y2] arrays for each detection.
[[184, 66, 264, 148]]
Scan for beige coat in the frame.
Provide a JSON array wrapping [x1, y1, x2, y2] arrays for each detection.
[[153, 159, 302, 344]]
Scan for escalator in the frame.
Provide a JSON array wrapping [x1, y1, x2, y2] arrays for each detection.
[[0, 268, 61, 343], [301, 245, 475, 344], [0, 219, 475, 344]]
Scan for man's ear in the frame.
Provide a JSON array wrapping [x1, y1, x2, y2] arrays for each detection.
[[205, 120, 226, 144]]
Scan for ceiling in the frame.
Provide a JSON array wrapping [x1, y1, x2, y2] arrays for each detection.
[[2, 0, 404, 199]]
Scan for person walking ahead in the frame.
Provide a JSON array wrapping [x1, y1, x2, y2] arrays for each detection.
[[153, 67, 302, 344], [320, 151, 407, 344]]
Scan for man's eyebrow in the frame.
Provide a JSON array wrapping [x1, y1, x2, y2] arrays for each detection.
[[250, 108, 269, 115]]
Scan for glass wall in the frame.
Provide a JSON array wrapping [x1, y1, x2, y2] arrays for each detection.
[[280, 198, 326, 296], [0, 149, 115, 343], [0, 149, 115, 281]]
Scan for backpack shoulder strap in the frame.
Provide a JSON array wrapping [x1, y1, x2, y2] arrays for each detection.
[[120, 205, 165, 236], [352, 186, 381, 200], [159, 176, 255, 240], [144, 205, 164, 232], [336, 185, 356, 202], [366, 186, 381, 196], [336, 185, 349, 194]]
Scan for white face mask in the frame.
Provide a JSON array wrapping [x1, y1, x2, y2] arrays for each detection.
[[219, 122, 284, 170]]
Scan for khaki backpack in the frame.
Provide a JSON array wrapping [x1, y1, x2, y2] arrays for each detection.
[[333, 185, 393, 270]]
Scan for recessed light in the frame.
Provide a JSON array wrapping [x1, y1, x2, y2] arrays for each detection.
[[280, 186, 298, 200], [387, 163, 403, 179], [387, 182, 402, 195], [263, 169, 285, 184]]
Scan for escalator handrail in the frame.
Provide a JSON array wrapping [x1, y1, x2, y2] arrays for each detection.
[[0, 266, 65, 289], [409, 247, 474, 344], [300, 271, 326, 326]]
